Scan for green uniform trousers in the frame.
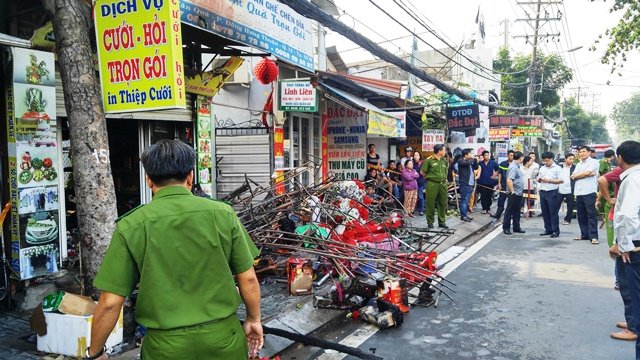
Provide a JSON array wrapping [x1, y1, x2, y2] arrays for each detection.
[[141, 315, 248, 360], [425, 181, 447, 225], [604, 202, 614, 248]]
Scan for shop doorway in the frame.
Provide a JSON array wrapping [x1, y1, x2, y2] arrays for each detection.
[[140, 121, 195, 204], [284, 114, 321, 187], [107, 120, 141, 216], [106, 120, 195, 215]]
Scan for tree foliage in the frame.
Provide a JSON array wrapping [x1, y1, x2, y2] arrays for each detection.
[[547, 98, 592, 143], [589, 112, 612, 144], [493, 48, 573, 111], [611, 92, 640, 141], [593, 0, 640, 72], [547, 98, 612, 145]]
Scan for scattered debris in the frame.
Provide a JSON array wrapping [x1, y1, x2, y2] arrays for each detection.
[[226, 165, 456, 330]]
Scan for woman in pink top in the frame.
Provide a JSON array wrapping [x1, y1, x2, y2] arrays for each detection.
[[401, 159, 420, 217]]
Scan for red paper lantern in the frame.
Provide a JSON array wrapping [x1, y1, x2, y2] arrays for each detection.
[[253, 57, 279, 84]]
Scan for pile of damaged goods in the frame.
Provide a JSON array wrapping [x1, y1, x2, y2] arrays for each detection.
[[223, 167, 456, 331]]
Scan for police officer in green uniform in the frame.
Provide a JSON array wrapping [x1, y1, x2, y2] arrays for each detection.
[[86, 140, 263, 360], [421, 144, 449, 229]]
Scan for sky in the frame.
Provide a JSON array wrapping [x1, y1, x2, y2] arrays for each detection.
[[323, 0, 640, 131]]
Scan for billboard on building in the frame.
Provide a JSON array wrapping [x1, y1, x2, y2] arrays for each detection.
[[94, 0, 186, 113], [180, 0, 314, 72], [326, 102, 367, 180]]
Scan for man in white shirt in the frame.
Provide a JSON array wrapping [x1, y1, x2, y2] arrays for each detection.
[[558, 154, 576, 225], [571, 145, 600, 244], [399, 146, 413, 168], [537, 151, 563, 238], [610, 140, 640, 356]]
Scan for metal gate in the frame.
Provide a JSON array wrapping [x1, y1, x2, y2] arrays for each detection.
[[215, 128, 271, 201]]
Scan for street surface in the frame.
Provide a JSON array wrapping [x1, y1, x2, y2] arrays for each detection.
[[282, 215, 635, 360]]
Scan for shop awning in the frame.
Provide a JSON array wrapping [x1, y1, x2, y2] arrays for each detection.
[[321, 83, 402, 138], [0, 33, 31, 48]]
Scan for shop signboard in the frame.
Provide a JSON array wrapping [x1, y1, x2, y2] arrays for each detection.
[[186, 56, 244, 97], [496, 142, 509, 163], [446, 104, 480, 131], [279, 80, 317, 112], [321, 114, 329, 181], [511, 126, 543, 137], [6, 48, 61, 280], [180, 0, 314, 72], [367, 110, 398, 137], [326, 102, 367, 180], [421, 129, 445, 152], [489, 127, 511, 141], [196, 96, 213, 197], [489, 115, 544, 128], [94, 0, 185, 113]]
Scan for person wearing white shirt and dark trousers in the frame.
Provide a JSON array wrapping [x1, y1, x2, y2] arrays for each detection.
[[558, 154, 576, 225], [610, 140, 640, 356], [571, 145, 600, 244], [537, 152, 564, 238]]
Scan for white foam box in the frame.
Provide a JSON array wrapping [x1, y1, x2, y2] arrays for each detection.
[[37, 308, 123, 357]]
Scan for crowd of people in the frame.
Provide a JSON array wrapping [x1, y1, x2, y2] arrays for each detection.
[[364, 140, 640, 359]]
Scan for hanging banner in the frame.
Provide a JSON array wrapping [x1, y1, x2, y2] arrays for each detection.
[[489, 115, 544, 128], [511, 126, 543, 137], [94, 0, 185, 113], [196, 96, 213, 197], [186, 56, 244, 97], [279, 80, 317, 112], [489, 127, 511, 141], [386, 110, 406, 138], [180, 0, 314, 72], [327, 102, 367, 180], [7, 48, 61, 280], [422, 129, 445, 152], [321, 114, 329, 181], [446, 104, 480, 131], [273, 126, 285, 194], [367, 110, 398, 137]]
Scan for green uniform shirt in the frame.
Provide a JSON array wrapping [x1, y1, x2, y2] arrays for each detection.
[[599, 159, 615, 196], [421, 156, 448, 183], [94, 186, 259, 330], [599, 159, 611, 176]]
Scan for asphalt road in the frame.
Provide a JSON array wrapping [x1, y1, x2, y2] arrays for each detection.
[[282, 215, 635, 360]]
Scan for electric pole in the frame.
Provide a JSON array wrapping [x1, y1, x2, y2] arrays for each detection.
[[514, 0, 562, 112], [500, 18, 510, 49]]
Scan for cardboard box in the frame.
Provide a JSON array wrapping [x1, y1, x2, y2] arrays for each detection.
[[36, 307, 123, 357], [57, 293, 97, 316]]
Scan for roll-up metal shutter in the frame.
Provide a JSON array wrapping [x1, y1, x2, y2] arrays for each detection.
[[215, 128, 271, 203], [55, 70, 193, 121]]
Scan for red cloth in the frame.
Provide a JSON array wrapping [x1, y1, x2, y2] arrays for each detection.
[[603, 166, 623, 221]]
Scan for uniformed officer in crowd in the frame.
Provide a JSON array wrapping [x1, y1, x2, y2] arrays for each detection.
[[87, 139, 263, 360], [421, 144, 449, 229]]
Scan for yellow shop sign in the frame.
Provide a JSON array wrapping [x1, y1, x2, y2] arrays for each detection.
[[94, 0, 185, 113], [185, 56, 244, 97]]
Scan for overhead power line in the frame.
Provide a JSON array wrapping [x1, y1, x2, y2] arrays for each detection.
[[278, 0, 537, 112], [397, 0, 536, 77], [367, 0, 503, 84]]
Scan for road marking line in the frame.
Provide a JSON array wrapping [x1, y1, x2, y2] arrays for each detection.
[[439, 225, 502, 277], [315, 225, 503, 360]]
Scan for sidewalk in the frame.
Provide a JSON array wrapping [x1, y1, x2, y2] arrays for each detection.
[[0, 206, 498, 359]]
